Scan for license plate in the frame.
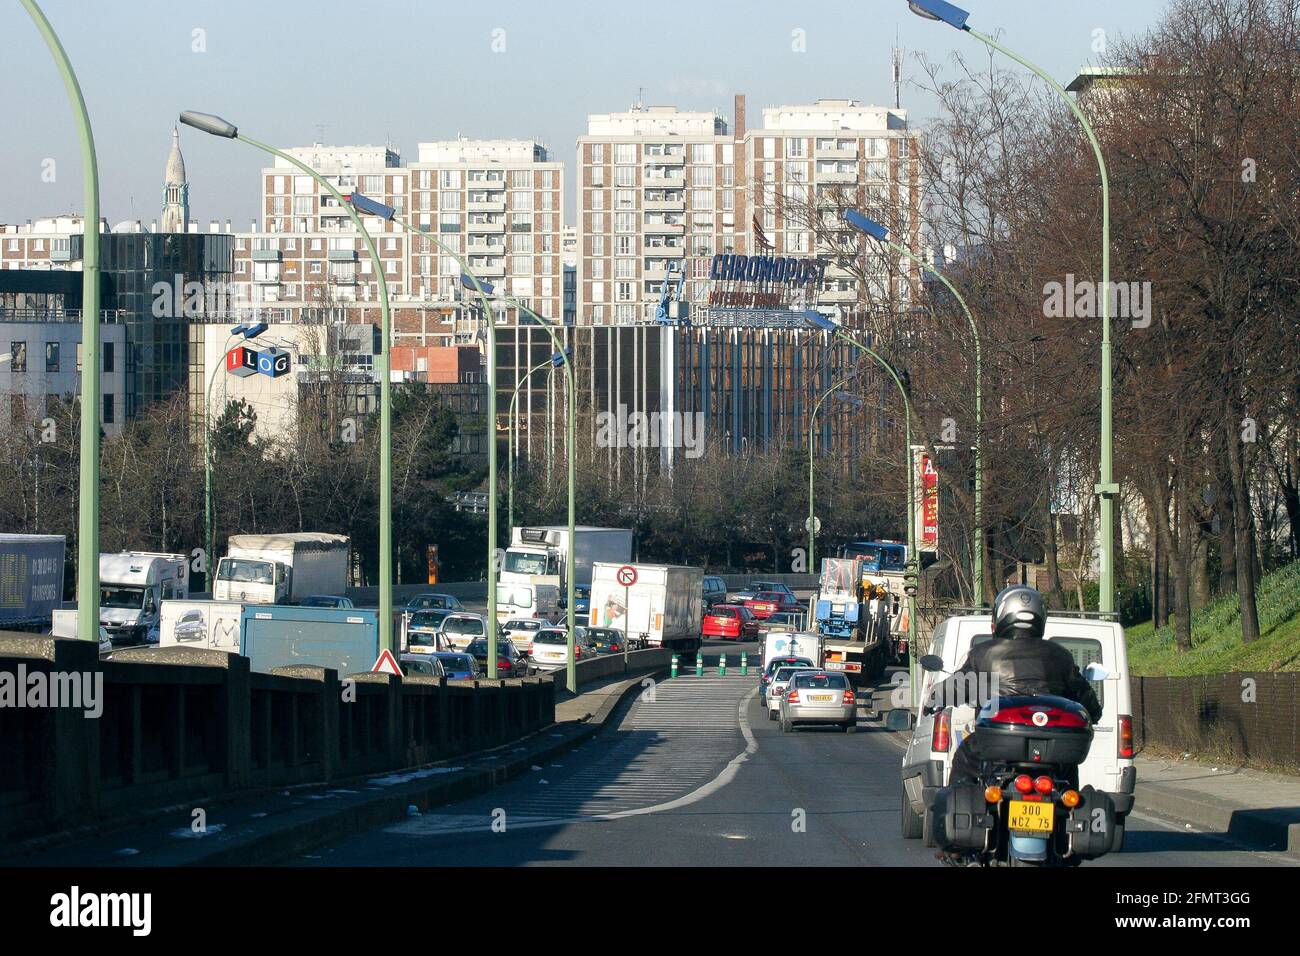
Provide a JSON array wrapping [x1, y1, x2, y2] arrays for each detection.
[[825, 661, 846, 669], [809, 694, 833, 702], [1008, 800, 1054, 833]]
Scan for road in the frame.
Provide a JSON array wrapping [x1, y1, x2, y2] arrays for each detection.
[[292, 643, 1298, 867]]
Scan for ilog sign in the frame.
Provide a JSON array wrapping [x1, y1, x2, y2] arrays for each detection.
[[226, 344, 290, 379]]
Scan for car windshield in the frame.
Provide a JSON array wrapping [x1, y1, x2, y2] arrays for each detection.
[[468, 639, 508, 657], [755, 592, 782, 601], [407, 630, 439, 647], [775, 667, 808, 682], [794, 673, 847, 689], [100, 586, 145, 609], [508, 620, 542, 631], [444, 617, 484, 635], [502, 551, 549, 576], [767, 658, 812, 677], [590, 629, 622, 643], [218, 559, 273, 585], [710, 608, 736, 618], [403, 658, 437, 675], [534, 631, 567, 645], [409, 610, 449, 629], [436, 654, 473, 672]]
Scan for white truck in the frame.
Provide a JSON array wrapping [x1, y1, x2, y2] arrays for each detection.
[[97, 551, 190, 646], [213, 533, 350, 605], [589, 561, 703, 658], [762, 630, 825, 672], [0, 533, 65, 631], [495, 580, 560, 626], [499, 526, 633, 594]]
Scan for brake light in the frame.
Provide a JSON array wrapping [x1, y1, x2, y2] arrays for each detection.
[[931, 709, 951, 752], [843, 690, 855, 705], [611, 644, 620, 651], [786, 690, 800, 703], [1034, 775, 1054, 795], [989, 704, 1088, 728], [1118, 714, 1134, 759], [1013, 774, 1034, 794], [498, 659, 511, 670]]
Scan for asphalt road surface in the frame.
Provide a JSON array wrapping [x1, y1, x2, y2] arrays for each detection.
[[292, 644, 1299, 867]]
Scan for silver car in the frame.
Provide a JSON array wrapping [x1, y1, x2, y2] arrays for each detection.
[[779, 670, 857, 733], [767, 664, 815, 720]]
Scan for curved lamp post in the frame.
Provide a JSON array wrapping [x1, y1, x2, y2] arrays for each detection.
[[345, 196, 577, 687], [507, 355, 552, 530], [908, 0, 1116, 611], [23, 0, 100, 642], [179, 111, 396, 652], [845, 209, 985, 604], [804, 310, 920, 706], [808, 375, 855, 575]]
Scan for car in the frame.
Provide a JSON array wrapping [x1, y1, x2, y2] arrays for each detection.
[[439, 613, 488, 649], [405, 609, 453, 652], [587, 626, 635, 653], [744, 590, 803, 620], [767, 663, 820, 720], [749, 581, 800, 600], [702, 604, 760, 641], [173, 608, 207, 643], [759, 656, 817, 707], [898, 613, 1136, 848], [702, 575, 728, 608], [500, 618, 551, 653], [431, 651, 478, 680], [572, 584, 591, 616], [779, 670, 857, 733], [97, 625, 113, 659], [465, 637, 529, 678], [762, 610, 805, 632], [301, 594, 354, 609], [400, 654, 446, 678], [529, 626, 594, 671], [404, 593, 465, 613]]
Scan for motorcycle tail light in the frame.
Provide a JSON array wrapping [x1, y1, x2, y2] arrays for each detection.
[[931, 708, 951, 752], [990, 704, 1088, 728], [984, 785, 1002, 804], [1013, 774, 1034, 794], [1062, 789, 1081, 808], [1034, 775, 1054, 795], [1118, 715, 1135, 758]]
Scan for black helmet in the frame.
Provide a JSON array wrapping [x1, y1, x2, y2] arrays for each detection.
[[991, 585, 1045, 639]]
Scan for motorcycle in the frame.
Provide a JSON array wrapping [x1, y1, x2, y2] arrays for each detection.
[[921, 656, 1118, 867]]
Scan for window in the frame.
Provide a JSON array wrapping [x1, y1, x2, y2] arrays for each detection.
[[45, 342, 59, 372], [590, 166, 604, 187], [690, 144, 712, 164], [590, 190, 605, 211], [10, 341, 26, 372], [102, 393, 115, 425], [615, 281, 635, 302], [691, 165, 714, 187], [103, 342, 114, 373], [785, 137, 806, 158], [510, 169, 532, 188], [615, 235, 634, 256], [511, 190, 532, 211], [614, 212, 636, 233], [614, 143, 636, 164], [615, 166, 636, 187], [440, 170, 461, 189], [590, 143, 605, 164], [441, 191, 462, 211], [1049, 637, 1105, 707]]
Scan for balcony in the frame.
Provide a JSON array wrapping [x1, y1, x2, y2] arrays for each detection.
[[816, 169, 857, 184], [50, 247, 73, 262], [327, 248, 358, 262], [642, 219, 685, 235], [642, 239, 685, 256], [251, 248, 282, 261], [644, 196, 686, 212], [467, 240, 505, 256], [468, 220, 506, 235], [643, 171, 685, 189], [814, 144, 859, 159], [819, 287, 857, 303], [467, 199, 506, 214], [469, 261, 506, 278], [645, 151, 685, 166]]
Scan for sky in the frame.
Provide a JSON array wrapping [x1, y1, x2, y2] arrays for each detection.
[[0, 0, 1170, 228]]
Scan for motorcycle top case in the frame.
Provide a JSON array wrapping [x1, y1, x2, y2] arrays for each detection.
[[1066, 786, 1117, 859], [973, 695, 1093, 766], [931, 782, 996, 852]]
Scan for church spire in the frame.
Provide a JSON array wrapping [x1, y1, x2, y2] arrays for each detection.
[[160, 126, 189, 233]]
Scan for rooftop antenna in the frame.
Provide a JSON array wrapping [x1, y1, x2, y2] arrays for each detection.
[[315, 123, 327, 145], [635, 86, 646, 111], [892, 30, 903, 109]]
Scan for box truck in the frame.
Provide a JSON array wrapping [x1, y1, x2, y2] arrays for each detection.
[[213, 533, 350, 605], [240, 604, 379, 676], [499, 526, 633, 595], [97, 552, 190, 646], [0, 534, 66, 631], [589, 561, 703, 657], [494, 580, 561, 626]]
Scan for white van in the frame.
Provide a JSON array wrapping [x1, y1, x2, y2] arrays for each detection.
[[899, 613, 1136, 848], [496, 582, 560, 626]]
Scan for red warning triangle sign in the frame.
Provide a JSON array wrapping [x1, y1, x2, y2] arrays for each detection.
[[372, 648, 403, 675]]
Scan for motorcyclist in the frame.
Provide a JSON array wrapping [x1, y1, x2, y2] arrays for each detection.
[[928, 584, 1102, 787]]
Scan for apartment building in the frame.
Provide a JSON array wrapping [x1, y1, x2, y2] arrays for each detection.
[[576, 106, 737, 326], [575, 95, 923, 327]]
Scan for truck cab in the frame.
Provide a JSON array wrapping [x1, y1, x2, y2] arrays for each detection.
[[214, 555, 288, 604], [98, 552, 190, 646]]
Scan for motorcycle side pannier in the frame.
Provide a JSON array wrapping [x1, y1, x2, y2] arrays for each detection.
[[1066, 786, 1117, 859], [931, 782, 996, 852], [974, 695, 1094, 766]]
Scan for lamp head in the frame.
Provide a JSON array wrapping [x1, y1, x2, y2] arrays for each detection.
[[179, 111, 237, 138]]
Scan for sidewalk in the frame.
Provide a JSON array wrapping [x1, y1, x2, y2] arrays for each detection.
[[2, 666, 665, 868], [1135, 754, 1300, 858]]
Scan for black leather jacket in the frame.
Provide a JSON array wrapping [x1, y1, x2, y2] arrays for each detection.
[[928, 634, 1103, 722]]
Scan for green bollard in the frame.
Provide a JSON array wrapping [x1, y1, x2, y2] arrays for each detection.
[[719, 653, 727, 677], [695, 653, 704, 677], [740, 652, 748, 676], [671, 654, 679, 679]]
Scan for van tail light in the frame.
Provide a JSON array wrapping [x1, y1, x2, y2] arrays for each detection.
[[931, 708, 951, 752], [1118, 714, 1135, 759], [786, 690, 800, 703]]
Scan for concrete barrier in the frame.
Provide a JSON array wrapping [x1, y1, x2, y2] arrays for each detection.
[[549, 648, 673, 695], [0, 631, 554, 842]]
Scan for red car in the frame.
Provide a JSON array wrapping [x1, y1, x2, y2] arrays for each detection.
[[702, 604, 760, 641], [744, 590, 802, 620]]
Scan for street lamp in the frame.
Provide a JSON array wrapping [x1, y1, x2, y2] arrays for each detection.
[[22, 0, 101, 643], [907, 0, 1117, 611], [343, 196, 578, 688], [808, 375, 856, 576], [844, 209, 985, 604], [507, 356, 553, 530], [179, 110, 396, 653], [804, 309, 921, 706]]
